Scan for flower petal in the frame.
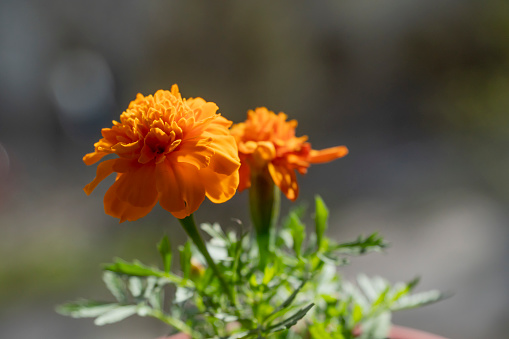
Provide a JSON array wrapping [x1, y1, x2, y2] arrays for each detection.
[[172, 163, 206, 217], [156, 161, 205, 219], [207, 135, 242, 175], [174, 138, 213, 170], [83, 159, 117, 195], [199, 167, 239, 203], [268, 163, 299, 201], [237, 159, 251, 192], [104, 177, 157, 223], [308, 145, 348, 163], [155, 161, 185, 213], [114, 163, 159, 207], [83, 151, 110, 166]]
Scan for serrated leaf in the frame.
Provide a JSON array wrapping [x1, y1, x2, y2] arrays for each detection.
[[266, 303, 314, 332], [201, 222, 226, 241], [314, 196, 329, 251], [331, 233, 387, 255], [143, 276, 158, 299], [102, 271, 128, 303], [174, 286, 193, 303], [358, 311, 391, 339], [136, 304, 152, 317], [148, 309, 201, 338], [391, 290, 445, 311], [390, 277, 419, 303], [104, 258, 165, 278], [94, 304, 138, 325], [148, 286, 164, 310], [288, 212, 305, 257], [56, 300, 118, 318], [128, 276, 143, 297], [357, 274, 381, 303], [104, 258, 186, 286], [267, 279, 308, 321], [157, 235, 172, 273]]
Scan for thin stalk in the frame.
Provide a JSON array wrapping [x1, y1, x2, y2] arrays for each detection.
[[178, 214, 235, 303], [149, 309, 202, 338], [249, 169, 280, 269]]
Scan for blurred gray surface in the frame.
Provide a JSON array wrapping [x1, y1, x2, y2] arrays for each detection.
[[1, 0, 508, 338]]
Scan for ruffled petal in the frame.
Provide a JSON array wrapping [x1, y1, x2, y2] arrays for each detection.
[[252, 141, 276, 168], [173, 162, 206, 217], [174, 138, 214, 170], [237, 159, 251, 192], [207, 135, 241, 175], [114, 163, 158, 207], [83, 151, 110, 166], [156, 160, 205, 219], [199, 167, 239, 203], [268, 163, 299, 201], [155, 160, 186, 215], [104, 177, 157, 223], [308, 145, 348, 163], [83, 159, 117, 195]]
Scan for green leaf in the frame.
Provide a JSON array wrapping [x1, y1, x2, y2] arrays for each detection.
[[94, 304, 138, 325], [357, 274, 382, 303], [309, 322, 345, 339], [102, 271, 128, 303], [148, 285, 164, 310], [390, 277, 419, 303], [331, 233, 387, 256], [157, 235, 172, 273], [143, 276, 158, 299], [180, 241, 192, 280], [352, 303, 363, 323], [358, 311, 391, 339], [266, 303, 314, 332], [128, 276, 143, 297], [262, 265, 276, 286], [372, 286, 390, 308], [175, 286, 193, 303], [391, 290, 446, 311], [264, 283, 309, 327], [56, 300, 118, 318], [104, 258, 187, 286], [268, 279, 308, 320], [309, 323, 333, 339], [314, 196, 329, 251], [104, 258, 165, 278], [201, 222, 227, 241], [288, 212, 305, 257], [147, 309, 202, 338]]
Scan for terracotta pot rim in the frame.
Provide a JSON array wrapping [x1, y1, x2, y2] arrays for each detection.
[[389, 325, 449, 339]]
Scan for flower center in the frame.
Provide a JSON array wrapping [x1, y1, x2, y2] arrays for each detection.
[[138, 126, 182, 164]]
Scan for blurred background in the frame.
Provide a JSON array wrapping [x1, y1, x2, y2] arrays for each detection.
[[1, 0, 508, 338]]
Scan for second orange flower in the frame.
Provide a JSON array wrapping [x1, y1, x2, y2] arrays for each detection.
[[230, 107, 348, 201]]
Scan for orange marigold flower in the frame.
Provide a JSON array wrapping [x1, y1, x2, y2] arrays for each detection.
[[230, 107, 348, 201], [83, 85, 240, 222]]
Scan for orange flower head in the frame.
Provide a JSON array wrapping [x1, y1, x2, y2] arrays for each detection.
[[83, 85, 241, 222], [230, 107, 348, 201]]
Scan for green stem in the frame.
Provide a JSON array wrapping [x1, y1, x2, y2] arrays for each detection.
[[149, 309, 202, 338], [178, 214, 235, 303], [249, 168, 280, 269]]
